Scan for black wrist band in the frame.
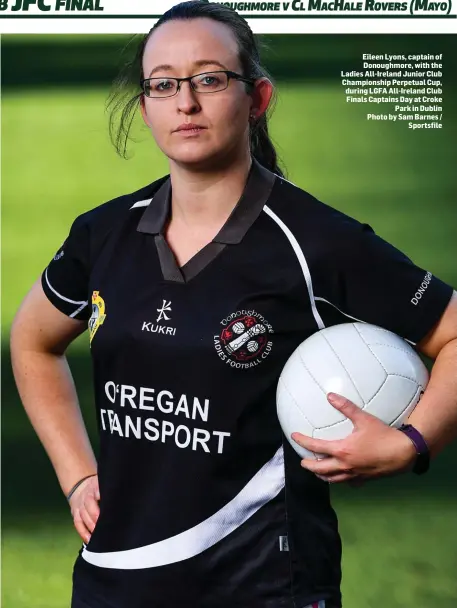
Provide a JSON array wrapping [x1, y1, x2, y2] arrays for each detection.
[[66, 474, 97, 502], [398, 424, 430, 475]]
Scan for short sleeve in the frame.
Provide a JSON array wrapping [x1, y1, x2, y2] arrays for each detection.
[[41, 215, 90, 321], [317, 222, 454, 345]]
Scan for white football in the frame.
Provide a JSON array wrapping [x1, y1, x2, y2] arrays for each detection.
[[277, 323, 429, 459], [233, 322, 245, 334]]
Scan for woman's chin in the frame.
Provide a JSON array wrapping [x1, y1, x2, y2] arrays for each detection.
[[168, 147, 227, 169]]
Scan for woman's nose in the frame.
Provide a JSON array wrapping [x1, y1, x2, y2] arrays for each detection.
[[176, 81, 201, 114]]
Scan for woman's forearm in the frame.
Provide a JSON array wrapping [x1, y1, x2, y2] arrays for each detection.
[[11, 346, 97, 496], [409, 338, 457, 458]]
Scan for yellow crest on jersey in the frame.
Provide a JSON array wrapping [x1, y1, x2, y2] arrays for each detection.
[[89, 291, 106, 343]]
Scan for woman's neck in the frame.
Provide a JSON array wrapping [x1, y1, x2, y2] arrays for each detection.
[[168, 152, 252, 232]]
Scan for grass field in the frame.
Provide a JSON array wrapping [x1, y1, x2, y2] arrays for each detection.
[[2, 82, 457, 608]]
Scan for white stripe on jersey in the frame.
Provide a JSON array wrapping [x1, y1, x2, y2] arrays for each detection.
[[315, 296, 365, 324], [44, 268, 88, 317], [130, 198, 152, 209], [81, 446, 285, 569], [69, 301, 89, 318], [263, 205, 325, 331], [315, 296, 416, 346]]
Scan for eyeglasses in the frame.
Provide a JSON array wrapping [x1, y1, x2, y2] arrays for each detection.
[[140, 70, 255, 98]]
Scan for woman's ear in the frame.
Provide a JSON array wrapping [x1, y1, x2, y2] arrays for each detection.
[[250, 77, 273, 119], [140, 95, 152, 128]]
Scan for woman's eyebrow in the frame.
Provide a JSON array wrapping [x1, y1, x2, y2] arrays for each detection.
[[147, 60, 229, 77]]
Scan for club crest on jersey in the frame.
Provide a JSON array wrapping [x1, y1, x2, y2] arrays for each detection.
[[89, 291, 106, 343], [214, 310, 273, 369]]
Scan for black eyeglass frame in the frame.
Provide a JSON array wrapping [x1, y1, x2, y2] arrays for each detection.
[[140, 70, 256, 98]]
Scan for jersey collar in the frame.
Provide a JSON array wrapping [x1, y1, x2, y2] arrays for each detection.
[[136, 158, 277, 245]]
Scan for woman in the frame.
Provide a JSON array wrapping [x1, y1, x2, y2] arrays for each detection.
[[10, 2, 457, 607]]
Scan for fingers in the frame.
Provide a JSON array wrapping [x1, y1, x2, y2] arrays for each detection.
[[327, 392, 364, 423], [291, 432, 340, 457], [314, 468, 367, 486], [73, 499, 99, 543], [301, 455, 357, 485], [316, 472, 355, 484], [85, 494, 100, 525], [69, 476, 100, 544], [80, 499, 98, 533], [300, 457, 350, 476], [73, 509, 92, 544]]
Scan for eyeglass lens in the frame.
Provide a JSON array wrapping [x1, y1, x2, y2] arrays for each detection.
[[144, 72, 229, 98]]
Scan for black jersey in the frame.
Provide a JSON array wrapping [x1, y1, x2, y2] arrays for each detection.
[[42, 159, 453, 608]]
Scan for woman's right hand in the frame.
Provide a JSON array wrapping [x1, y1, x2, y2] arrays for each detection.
[[68, 474, 100, 544]]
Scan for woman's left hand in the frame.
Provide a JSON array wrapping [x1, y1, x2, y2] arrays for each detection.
[[292, 392, 418, 484]]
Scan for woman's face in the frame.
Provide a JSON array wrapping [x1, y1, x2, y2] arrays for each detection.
[[140, 18, 261, 168]]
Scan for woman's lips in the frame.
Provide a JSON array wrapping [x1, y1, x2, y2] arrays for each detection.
[[175, 126, 207, 136]]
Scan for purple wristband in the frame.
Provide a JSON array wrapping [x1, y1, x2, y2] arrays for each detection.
[[398, 424, 430, 475]]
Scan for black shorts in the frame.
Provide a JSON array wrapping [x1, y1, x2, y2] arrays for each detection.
[[71, 586, 112, 608], [71, 584, 336, 608]]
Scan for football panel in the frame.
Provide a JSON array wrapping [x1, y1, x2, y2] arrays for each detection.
[[416, 361, 430, 390], [365, 375, 418, 425], [367, 343, 428, 383], [279, 344, 347, 428], [353, 322, 429, 388], [391, 385, 424, 428], [277, 379, 317, 459], [296, 334, 364, 424], [317, 324, 387, 404], [354, 322, 403, 344], [313, 418, 354, 441]]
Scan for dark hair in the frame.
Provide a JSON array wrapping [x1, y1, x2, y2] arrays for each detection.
[[107, 1, 285, 177]]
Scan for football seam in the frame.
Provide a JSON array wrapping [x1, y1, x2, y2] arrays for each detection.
[[353, 323, 389, 375], [390, 388, 421, 426], [302, 374, 419, 432], [354, 327, 421, 383], [278, 377, 314, 429], [311, 376, 419, 433], [296, 348, 352, 430], [354, 341, 415, 357], [296, 347, 328, 395], [363, 373, 389, 407], [353, 323, 392, 335], [355, 323, 416, 348], [280, 375, 419, 434], [384, 372, 421, 381], [320, 331, 365, 405]]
